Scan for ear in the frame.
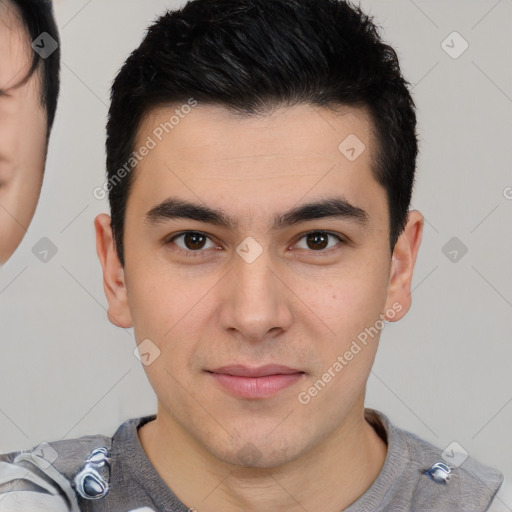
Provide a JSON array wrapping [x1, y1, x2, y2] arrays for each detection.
[[384, 210, 424, 321], [94, 213, 133, 328]]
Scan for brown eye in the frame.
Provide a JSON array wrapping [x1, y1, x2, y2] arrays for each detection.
[[167, 231, 216, 255], [306, 232, 328, 250], [294, 231, 343, 253], [182, 232, 207, 250]]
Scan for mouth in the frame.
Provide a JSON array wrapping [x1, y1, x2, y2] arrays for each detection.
[[206, 364, 306, 399]]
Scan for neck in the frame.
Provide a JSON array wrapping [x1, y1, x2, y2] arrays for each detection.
[[138, 401, 387, 511]]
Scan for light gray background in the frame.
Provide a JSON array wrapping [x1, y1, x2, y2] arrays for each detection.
[[1, 0, 511, 506]]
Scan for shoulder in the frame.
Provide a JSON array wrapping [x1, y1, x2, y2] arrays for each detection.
[[0, 432, 112, 478], [406, 430, 502, 509], [0, 428, 115, 511], [372, 410, 504, 511]]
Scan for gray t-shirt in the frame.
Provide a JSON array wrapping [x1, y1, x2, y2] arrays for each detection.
[[0, 408, 504, 511]]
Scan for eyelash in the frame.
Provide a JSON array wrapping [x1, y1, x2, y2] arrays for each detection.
[[165, 230, 345, 258]]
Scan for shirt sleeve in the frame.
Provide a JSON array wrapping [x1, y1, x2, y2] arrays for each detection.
[[0, 453, 78, 512]]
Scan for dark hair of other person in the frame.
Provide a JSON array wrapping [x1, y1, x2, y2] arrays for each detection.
[[106, 0, 418, 267], [0, 0, 61, 136]]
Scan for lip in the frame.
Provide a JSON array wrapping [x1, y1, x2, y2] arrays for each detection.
[[207, 364, 305, 399], [210, 364, 303, 377]]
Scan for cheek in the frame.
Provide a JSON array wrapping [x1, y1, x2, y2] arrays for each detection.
[[0, 210, 24, 263], [17, 96, 47, 181], [128, 271, 209, 413], [7, 92, 47, 221], [126, 265, 207, 359], [126, 273, 170, 341], [304, 257, 390, 338], [297, 272, 388, 411], [0, 106, 46, 263]]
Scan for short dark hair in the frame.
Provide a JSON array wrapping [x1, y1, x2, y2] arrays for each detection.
[[107, 0, 418, 266], [0, 0, 61, 134]]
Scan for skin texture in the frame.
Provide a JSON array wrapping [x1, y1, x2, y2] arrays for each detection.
[[0, 3, 47, 264], [95, 103, 423, 511]]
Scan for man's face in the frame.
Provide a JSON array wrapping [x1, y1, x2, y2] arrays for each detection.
[[98, 103, 420, 467], [0, 4, 48, 264]]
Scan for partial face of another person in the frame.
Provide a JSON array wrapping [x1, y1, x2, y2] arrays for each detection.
[[0, 2, 48, 264], [97, 102, 422, 468]]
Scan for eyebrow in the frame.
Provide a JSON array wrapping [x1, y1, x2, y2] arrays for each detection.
[[145, 195, 368, 231]]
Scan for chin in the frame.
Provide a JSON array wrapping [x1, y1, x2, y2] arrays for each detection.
[[205, 430, 309, 470]]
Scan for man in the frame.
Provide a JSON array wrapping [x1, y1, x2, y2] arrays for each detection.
[[0, 0, 505, 510], [0, 0, 60, 265]]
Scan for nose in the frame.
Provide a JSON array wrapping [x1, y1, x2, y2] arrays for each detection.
[[218, 243, 293, 344]]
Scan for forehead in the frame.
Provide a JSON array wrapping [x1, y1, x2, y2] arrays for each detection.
[[141, 103, 374, 160], [129, 103, 385, 223]]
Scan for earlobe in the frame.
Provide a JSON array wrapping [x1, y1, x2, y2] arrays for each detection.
[[94, 213, 133, 328], [384, 210, 424, 322]]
